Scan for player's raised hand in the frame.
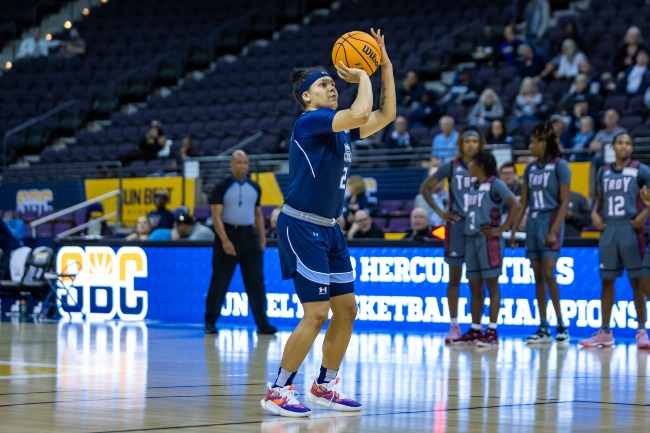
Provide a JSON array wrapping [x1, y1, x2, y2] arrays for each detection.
[[370, 28, 390, 66], [335, 61, 367, 83]]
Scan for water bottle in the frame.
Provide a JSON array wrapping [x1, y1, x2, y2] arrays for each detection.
[[19, 299, 27, 318]]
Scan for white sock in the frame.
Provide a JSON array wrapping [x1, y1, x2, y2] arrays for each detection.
[[489, 322, 497, 330], [450, 318, 458, 325], [471, 323, 481, 331]]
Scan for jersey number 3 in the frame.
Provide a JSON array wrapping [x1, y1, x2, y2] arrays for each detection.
[[339, 167, 349, 190]]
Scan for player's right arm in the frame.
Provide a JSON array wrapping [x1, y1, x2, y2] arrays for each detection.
[[419, 163, 459, 222], [211, 204, 236, 256], [510, 183, 529, 247], [591, 167, 605, 231], [332, 63, 372, 132]]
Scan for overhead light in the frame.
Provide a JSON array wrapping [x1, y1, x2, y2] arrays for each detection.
[[5, 61, 12, 70], [45, 33, 52, 41], [64, 20, 72, 29], [82, 8, 90, 15]]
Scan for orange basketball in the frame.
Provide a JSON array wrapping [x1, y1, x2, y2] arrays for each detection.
[[332, 31, 381, 76]]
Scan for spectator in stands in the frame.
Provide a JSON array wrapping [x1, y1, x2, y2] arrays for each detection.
[[385, 116, 415, 167], [266, 207, 281, 239], [563, 74, 600, 115], [440, 67, 479, 108], [522, 0, 550, 56], [511, 77, 547, 126], [396, 70, 424, 108], [499, 24, 524, 65], [500, 162, 522, 196], [414, 166, 448, 228], [0, 219, 20, 279], [486, 118, 513, 145], [617, 48, 650, 96], [556, 40, 586, 80], [613, 26, 645, 77], [58, 28, 86, 58], [16, 27, 61, 59], [565, 191, 591, 238], [173, 212, 215, 241], [347, 210, 384, 240], [473, 25, 501, 67], [122, 120, 168, 165], [342, 175, 369, 229], [405, 208, 434, 240], [569, 115, 595, 162], [550, 114, 571, 148], [570, 59, 600, 95], [590, 109, 627, 160], [173, 136, 198, 167], [385, 116, 415, 150], [468, 89, 504, 127], [407, 90, 441, 128], [126, 216, 152, 241], [147, 190, 175, 229], [431, 116, 459, 164], [517, 44, 546, 79]]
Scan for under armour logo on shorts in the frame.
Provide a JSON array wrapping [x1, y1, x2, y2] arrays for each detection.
[[318, 287, 328, 295]]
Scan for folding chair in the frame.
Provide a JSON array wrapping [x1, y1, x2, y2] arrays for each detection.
[[0, 247, 55, 315], [43, 261, 86, 321]]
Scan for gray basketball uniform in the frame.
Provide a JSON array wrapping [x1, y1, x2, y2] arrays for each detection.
[[523, 158, 571, 260], [597, 161, 650, 279], [433, 158, 476, 265], [464, 177, 513, 279]]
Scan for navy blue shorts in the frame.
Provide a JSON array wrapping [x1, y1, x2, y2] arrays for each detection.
[[276, 212, 355, 303]]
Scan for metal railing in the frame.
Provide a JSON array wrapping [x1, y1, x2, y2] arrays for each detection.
[[55, 210, 116, 238], [30, 189, 122, 237]]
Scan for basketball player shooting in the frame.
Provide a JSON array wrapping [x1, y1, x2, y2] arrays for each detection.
[[261, 29, 396, 417]]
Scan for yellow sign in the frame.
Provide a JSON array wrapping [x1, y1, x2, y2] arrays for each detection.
[[85, 177, 195, 226], [250, 172, 284, 205]]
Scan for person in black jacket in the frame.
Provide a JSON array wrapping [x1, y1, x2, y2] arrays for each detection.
[[347, 210, 384, 239], [564, 191, 591, 238]]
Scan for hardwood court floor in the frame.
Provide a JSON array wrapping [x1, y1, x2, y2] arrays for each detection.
[[0, 320, 648, 433]]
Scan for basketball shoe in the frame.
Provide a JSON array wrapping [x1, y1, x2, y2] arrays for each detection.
[[578, 329, 615, 348], [307, 377, 362, 412], [555, 323, 570, 343], [445, 323, 462, 344], [452, 328, 483, 345], [261, 383, 311, 417], [475, 328, 499, 347], [525, 326, 552, 344], [636, 329, 650, 349]]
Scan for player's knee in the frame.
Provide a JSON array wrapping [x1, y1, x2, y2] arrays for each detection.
[[333, 302, 358, 321], [303, 307, 329, 328]]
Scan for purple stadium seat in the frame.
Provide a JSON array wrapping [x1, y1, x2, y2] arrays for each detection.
[[387, 218, 411, 233], [604, 95, 628, 112], [619, 115, 643, 132]]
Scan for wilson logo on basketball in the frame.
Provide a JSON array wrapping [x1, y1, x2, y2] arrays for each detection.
[[56, 246, 149, 321], [362, 45, 378, 67]]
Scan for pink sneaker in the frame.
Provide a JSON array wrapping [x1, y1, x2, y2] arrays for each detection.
[[636, 329, 650, 349], [261, 383, 311, 417], [307, 377, 362, 412], [445, 323, 462, 344], [579, 329, 615, 348]]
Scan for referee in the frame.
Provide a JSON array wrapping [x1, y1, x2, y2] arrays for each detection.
[[204, 150, 276, 335]]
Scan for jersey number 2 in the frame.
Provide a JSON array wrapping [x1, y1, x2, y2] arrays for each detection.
[[339, 167, 349, 190]]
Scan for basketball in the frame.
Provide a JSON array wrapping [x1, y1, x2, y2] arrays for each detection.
[[332, 31, 382, 76]]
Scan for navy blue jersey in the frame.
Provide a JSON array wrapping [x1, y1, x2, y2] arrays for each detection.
[[284, 108, 360, 219]]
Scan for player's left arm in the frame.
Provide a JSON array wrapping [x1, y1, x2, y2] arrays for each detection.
[[633, 164, 650, 228], [547, 161, 571, 242], [359, 29, 396, 139]]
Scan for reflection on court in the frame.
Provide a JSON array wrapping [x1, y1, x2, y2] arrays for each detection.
[[0, 322, 648, 432]]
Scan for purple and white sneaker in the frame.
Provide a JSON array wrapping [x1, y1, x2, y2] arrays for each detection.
[[261, 383, 311, 417], [307, 377, 362, 412]]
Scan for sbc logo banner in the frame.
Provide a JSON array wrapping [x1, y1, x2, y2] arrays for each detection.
[[57, 246, 148, 321]]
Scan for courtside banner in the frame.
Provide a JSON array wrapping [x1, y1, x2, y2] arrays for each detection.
[[84, 177, 195, 226], [53, 244, 648, 339]]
